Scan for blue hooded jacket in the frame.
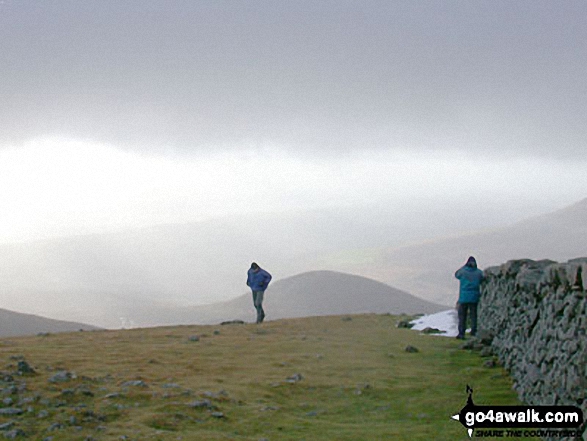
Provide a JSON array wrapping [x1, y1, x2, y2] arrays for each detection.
[[247, 267, 272, 292], [455, 257, 484, 303]]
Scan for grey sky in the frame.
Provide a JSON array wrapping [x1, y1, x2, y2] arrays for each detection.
[[2, 0, 586, 158]]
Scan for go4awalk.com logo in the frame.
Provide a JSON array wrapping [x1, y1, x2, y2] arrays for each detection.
[[451, 386, 584, 438]]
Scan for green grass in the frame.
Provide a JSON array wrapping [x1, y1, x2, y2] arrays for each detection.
[[0, 314, 532, 440]]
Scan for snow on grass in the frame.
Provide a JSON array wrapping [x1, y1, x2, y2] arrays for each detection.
[[410, 309, 459, 337]]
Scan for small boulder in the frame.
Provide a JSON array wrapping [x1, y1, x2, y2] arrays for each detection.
[[16, 361, 35, 376], [48, 371, 75, 383], [405, 345, 419, 353], [421, 327, 442, 334], [286, 373, 303, 383], [220, 320, 245, 326]]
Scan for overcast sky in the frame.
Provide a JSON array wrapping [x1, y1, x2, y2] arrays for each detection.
[[1, 1, 586, 243]]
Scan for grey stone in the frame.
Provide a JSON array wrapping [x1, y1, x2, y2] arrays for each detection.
[[0, 423, 14, 431], [0, 409, 22, 416], [121, 380, 147, 388], [404, 345, 419, 353], [479, 346, 493, 357], [47, 423, 63, 431], [48, 371, 75, 383], [286, 373, 303, 383], [421, 327, 442, 334], [3, 429, 25, 439], [187, 399, 212, 409], [16, 361, 35, 375], [220, 320, 245, 325]]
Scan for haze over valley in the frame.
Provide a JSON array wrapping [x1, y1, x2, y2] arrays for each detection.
[[1, 1, 586, 330]]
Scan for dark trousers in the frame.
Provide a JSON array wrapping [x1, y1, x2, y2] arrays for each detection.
[[252, 290, 265, 323], [458, 302, 478, 337]]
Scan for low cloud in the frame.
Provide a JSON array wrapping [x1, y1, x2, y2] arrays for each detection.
[[0, 137, 585, 243]]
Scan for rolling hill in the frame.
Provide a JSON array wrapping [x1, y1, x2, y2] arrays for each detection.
[[172, 270, 445, 325], [0, 308, 99, 337]]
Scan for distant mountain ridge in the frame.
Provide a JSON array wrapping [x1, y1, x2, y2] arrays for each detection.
[[339, 197, 587, 306], [0, 308, 100, 337]]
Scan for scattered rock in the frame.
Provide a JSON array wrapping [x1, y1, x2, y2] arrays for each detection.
[[405, 345, 419, 353], [476, 330, 494, 345], [0, 409, 22, 416], [483, 360, 497, 368], [396, 320, 414, 329], [341, 317, 353, 322], [3, 429, 25, 439], [421, 327, 443, 334], [188, 335, 200, 342], [48, 371, 75, 383], [187, 399, 213, 409], [16, 361, 35, 375], [210, 411, 225, 418], [47, 423, 63, 431], [480, 346, 493, 357], [213, 330, 220, 335], [121, 380, 148, 388], [60, 388, 75, 397], [285, 373, 303, 383], [220, 320, 245, 326], [0, 422, 14, 431]]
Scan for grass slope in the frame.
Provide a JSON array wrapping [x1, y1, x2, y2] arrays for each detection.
[[0, 314, 530, 440]]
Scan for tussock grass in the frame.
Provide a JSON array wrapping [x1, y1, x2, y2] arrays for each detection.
[[0, 314, 529, 440]]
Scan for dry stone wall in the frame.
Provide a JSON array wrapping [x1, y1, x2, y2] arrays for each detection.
[[479, 258, 587, 438]]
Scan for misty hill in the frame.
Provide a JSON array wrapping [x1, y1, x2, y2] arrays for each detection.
[[171, 271, 445, 325], [0, 206, 495, 328], [338, 197, 587, 306], [0, 308, 99, 337]]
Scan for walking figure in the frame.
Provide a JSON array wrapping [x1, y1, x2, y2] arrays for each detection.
[[455, 256, 484, 339], [246, 262, 272, 324]]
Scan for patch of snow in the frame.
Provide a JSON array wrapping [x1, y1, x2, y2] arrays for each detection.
[[410, 309, 459, 337]]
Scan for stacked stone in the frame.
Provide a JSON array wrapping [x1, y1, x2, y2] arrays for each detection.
[[479, 258, 587, 439]]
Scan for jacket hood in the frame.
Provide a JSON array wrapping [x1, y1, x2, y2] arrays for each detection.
[[466, 256, 477, 268]]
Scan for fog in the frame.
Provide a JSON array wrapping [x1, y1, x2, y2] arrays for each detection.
[[1, 1, 586, 324], [1, 137, 585, 244]]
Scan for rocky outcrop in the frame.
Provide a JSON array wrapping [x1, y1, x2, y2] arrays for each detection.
[[479, 258, 586, 438]]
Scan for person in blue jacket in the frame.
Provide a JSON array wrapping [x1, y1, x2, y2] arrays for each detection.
[[246, 262, 272, 323], [455, 256, 484, 339]]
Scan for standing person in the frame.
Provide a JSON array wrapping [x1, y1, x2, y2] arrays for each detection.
[[455, 256, 484, 339], [246, 262, 272, 324]]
